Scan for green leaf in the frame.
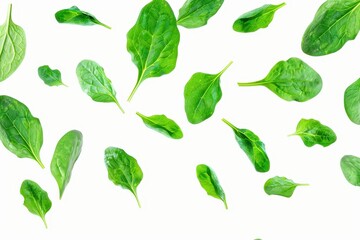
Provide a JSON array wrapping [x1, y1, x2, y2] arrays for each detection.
[[177, 0, 224, 28], [264, 176, 309, 198], [76, 60, 124, 113], [38, 65, 66, 87], [196, 164, 227, 209], [302, 0, 360, 56], [104, 147, 143, 208], [0, 96, 44, 168], [20, 180, 52, 228], [290, 118, 337, 147], [0, 4, 26, 82], [341, 155, 360, 186], [127, 0, 180, 101], [51, 130, 83, 199], [136, 112, 183, 139], [344, 78, 360, 124], [237, 58, 322, 102], [222, 118, 270, 172], [55, 6, 111, 29], [184, 61, 232, 124], [233, 3, 285, 33]]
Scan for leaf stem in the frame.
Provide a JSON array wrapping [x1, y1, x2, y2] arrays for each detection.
[[288, 133, 297, 137], [136, 112, 146, 118], [41, 216, 48, 229], [99, 22, 112, 30], [127, 81, 141, 102], [237, 80, 265, 87], [114, 99, 125, 114], [7, 4, 12, 21], [222, 118, 237, 131], [133, 192, 141, 208], [35, 156, 45, 169], [219, 61, 233, 76], [223, 200, 228, 210], [297, 183, 310, 187]]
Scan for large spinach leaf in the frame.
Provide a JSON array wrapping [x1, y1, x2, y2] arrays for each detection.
[[344, 78, 360, 124], [264, 176, 309, 198]]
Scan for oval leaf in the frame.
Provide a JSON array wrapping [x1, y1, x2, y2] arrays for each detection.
[[264, 176, 309, 198], [344, 78, 360, 124], [38, 65, 66, 87], [341, 155, 360, 186]]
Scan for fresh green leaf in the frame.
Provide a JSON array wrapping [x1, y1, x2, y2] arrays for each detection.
[[51, 130, 83, 199], [264, 176, 309, 198], [127, 0, 180, 101], [237, 58, 322, 102], [136, 112, 183, 139], [38, 65, 66, 87], [20, 180, 52, 228], [76, 60, 124, 113], [222, 118, 270, 172], [104, 147, 143, 208], [177, 0, 224, 28], [344, 78, 360, 124], [55, 6, 111, 29], [184, 61, 232, 124], [196, 164, 227, 209], [341, 155, 360, 186], [0, 4, 26, 82], [0, 95, 44, 168], [233, 3, 285, 33], [302, 0, 360, 56], [290, 118, 337, 147]]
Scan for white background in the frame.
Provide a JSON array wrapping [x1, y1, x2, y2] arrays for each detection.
[[1, 0, 360, 239]]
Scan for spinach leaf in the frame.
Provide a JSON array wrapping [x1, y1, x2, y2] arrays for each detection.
[[0, 96, 44, 168], [0, 4, 26, 82], [127, 0, 180, 101], [184, 61, 232, 124], [51, 130, 83, 199], [344, 78, 360, 124], [196, 164, 227, 209], [177, 0, 224, 28], [237, 58, 322, 102], [341, 155, 360, 186], [264, 176, 309, 198], [222, 118, 270, 172], [105, 147, 143, 208], [233, 3, 285, 33], [76, 60, 124, 113], [20, 180, 52, 228], [302, 0, 360, 56], [136, 112, 183, 139], [55, 6, 111, 29], [38, 65, 66, 87], [290, 118, 337, 147]]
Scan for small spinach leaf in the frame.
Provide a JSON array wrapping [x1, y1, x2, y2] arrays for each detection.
[[341, 155, 360, 186], [76, 60, 125, 113], [344, 78, 360, 124], [222, 118, 270, 172], [136, 112, 183, 139], [177, 0, 224, 28], [196, 164, 227, 209], [127, 0, 180, 101], [51, 130, 83, 199], [237, 58, 322, 102], [55, 6, 111, 29], [184, 61, 232, 124], [38, 65, 66, 87], [0, 95, 44, 168], [105, 147, 143, 208], [20, 180, 52, 228], [233, 3, 285, 33], [264, 176, 309, 198]]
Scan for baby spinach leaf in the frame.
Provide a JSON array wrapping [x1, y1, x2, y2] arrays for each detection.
[[76, 60, 124, 113], [344, 78, 360, 124], [264, 176, 309, 198], [222, 118, 270, 172], [20, 180, 52, 228], [302, 0, 360, 56], [290, 118, 337, 147], [0, 95, 44, 168], [38, 65, 66, 87], [105, 147, 143, 208], [127, 0, 180, 101], [177, 0, 224, 28], [51, 130, 83, 199], [0, 4, 26, 82], [341, 155, 360, 186], [55, 6, 111, 29], [136, 112, 183, 139], [233, 3, 285, 33], [196, 164, 227, 209], [237, 58, 322, 102], [184, 61, 232, 124]]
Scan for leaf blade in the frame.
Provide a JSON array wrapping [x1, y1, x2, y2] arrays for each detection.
[[38, 65, 66, 87], [341, 155, 360, 186], [344, 78, 360, 124]]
